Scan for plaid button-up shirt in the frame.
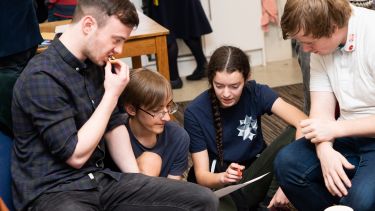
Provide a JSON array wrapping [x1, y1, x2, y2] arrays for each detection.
[[11, 39, 125, 210]]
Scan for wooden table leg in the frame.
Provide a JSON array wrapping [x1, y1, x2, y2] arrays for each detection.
[[155, 36, 170, 80], [131, 56, 142, 69]]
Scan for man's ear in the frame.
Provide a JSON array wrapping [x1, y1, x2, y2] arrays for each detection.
[[81, 15, 97, 35], [125, 104, 137, 116]]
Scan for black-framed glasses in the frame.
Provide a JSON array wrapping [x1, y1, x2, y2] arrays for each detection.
[[137, 101, 178, 119]]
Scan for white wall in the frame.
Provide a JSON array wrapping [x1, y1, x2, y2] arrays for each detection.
[[263, 0, 292, 62], [129, 0, 292, 76]]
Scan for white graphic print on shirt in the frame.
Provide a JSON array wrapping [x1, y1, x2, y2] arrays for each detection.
[[237, 115, 257, 141]]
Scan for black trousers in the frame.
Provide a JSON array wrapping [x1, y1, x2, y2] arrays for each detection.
[[29, 172, 218, 211], [167, 33, 207, 80]]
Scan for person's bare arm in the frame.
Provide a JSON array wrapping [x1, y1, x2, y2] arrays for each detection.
[[306, 91, 354, 197], [192, 150, 244, 189], [271, 98, 308, 139], [105, 125, 139, 173]]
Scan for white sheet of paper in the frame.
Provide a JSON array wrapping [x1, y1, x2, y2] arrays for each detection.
[[214, 172, 270, 198]]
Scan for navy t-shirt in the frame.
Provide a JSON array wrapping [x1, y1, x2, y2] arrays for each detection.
[[184, 80, 278, 164], [105, 115, 189, 177]]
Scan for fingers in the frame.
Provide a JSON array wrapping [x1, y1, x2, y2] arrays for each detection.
[[117, 61, 129, 80], [104, 61, 112, 75], [300, 119, 315, 139], [105, 60, 129, 79], [221, 163, 244, 184], [341, 156, 354, 188], [108, 59, 121, 74], [323, 161, 353, 197], [228, 163, 245, 176], [267, 197, 276, 208], [220, 171, 238, 184], [342, 157, 355, 170], [330, 171, 347, 197], [267, 188, 289, 208], [225, 168, 242, 179], [300, 119, 311, 127]]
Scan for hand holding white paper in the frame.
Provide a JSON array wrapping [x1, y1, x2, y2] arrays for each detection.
[[214, 172, 270, 198]]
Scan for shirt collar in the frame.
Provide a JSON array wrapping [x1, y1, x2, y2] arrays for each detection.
[[341, 5, 357, 52], [51, 38, 88, 72]]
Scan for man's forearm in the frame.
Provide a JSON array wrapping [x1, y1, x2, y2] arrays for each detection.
[[67, 92, 118, 168]]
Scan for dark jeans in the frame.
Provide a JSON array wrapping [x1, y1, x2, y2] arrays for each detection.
[[29, 172, 218, 211], [0, 47, 37, 136], [275, 137, 375, 211]]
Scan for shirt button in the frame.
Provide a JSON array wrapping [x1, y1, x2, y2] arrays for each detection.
[[91, 100, 95, 105], [75, 67, 80, 71]]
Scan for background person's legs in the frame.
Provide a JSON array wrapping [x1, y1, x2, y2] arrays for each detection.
[[167, 33, 183, 89], [184, 37, 207, 81]]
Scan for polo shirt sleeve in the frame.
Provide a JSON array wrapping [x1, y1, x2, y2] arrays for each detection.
[[168, 128, 189, 176], [20, 72, 77, 161], [310, 53, 333, 92]]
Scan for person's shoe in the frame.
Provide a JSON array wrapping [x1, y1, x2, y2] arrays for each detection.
[[186, 67, 206, 81], [170, 78, 183, 89]]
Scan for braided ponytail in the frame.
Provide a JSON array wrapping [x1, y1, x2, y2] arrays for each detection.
[[207, 46, 251, 168], [209, 88, 224, 166]]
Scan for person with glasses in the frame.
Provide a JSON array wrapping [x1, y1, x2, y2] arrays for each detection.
[[11, 0, 218, 210], [184, 46, 307, 210], [105, 68, 190, 179]]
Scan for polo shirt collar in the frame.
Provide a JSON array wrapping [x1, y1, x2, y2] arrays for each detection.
[[341, 5, 358, 52]]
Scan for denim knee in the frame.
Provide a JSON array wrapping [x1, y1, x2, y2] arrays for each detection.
[[274, 139, 318, 186], [274, 144, 299, 186], [341, 185, 375, 211]]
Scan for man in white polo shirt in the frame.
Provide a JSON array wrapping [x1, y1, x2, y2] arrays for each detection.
[[273, 0, 375, 210]]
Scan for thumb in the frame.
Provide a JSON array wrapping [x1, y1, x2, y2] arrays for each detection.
[[104, 61, 112, 76], [267, 197, 275, 208]]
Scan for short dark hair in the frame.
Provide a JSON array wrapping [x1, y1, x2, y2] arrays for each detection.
[[73, 0, 139, 28]]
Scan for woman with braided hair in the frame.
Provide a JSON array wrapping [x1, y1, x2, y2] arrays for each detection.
[[184, 46, 307, 210]]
